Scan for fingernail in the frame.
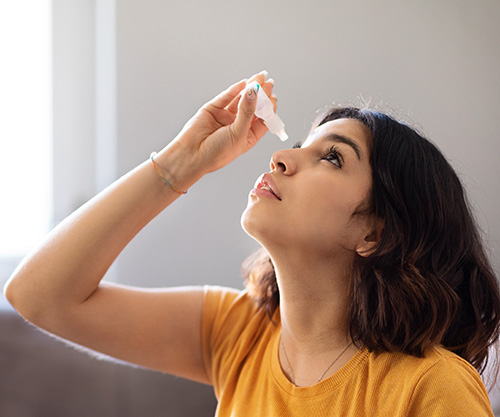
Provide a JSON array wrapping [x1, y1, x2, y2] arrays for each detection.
[[259, 70, 269, 78], [267, 78, 275, 85], [246, 81, 259, 102]]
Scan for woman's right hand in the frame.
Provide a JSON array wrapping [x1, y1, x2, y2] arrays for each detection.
[[159, 72, 277, 187]]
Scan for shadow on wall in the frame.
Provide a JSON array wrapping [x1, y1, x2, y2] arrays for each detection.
[[0, 307, 217, 417]]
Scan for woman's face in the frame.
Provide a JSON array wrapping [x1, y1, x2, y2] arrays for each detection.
[[241, 118, 375, 260]]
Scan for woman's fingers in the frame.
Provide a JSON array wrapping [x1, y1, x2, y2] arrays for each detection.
[[193, 72, 279, 143], [225, 75, 278, 141], [230, 82, 259, 138], [226, 71, 269, 114], [227, 93, 243, 115], [206, 79, 247, 110], [248, 118, 269, 140]]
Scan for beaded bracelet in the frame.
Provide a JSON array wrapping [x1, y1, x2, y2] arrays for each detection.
[[149, 152, 187, 195]]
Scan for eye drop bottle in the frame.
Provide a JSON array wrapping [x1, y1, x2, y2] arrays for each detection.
[[247, 82, 289, 141]]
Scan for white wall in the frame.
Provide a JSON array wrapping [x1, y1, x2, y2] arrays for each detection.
[[53, 0, 500, 291], [52, 0, 96, 223]]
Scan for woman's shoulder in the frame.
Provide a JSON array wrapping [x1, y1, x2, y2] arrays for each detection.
[[202, 285, 271, 341], [203, 285, 242, 310], [424, 346, 482, 374], [368, 345, 482, 380], [203, 285, 262, 318], [363, 347, 492, 415], [368, 346, 489, 401]]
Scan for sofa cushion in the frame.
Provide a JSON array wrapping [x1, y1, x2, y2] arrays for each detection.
[[0, 308, 217, 417]]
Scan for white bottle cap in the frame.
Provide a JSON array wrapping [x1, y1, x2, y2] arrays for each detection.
[[263, 113, 289, 142]]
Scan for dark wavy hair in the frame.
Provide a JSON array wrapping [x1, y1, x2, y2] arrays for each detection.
[[242, 106, 500, 377]]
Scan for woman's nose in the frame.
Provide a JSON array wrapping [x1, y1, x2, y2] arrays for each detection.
[[270, 149, 297, 174]]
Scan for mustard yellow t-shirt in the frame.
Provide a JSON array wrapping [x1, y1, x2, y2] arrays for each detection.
[[201, 286, 494, 417]]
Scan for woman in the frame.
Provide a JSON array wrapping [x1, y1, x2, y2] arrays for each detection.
[[5, 72, 500, 416]]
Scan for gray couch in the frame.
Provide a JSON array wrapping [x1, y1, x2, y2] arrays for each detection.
[[0, 307, 217, 417]]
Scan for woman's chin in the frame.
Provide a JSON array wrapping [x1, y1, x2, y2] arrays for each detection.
[[240, 207, 258, 240], [241, 214, 286, 258], [240, 207, 272, 247]]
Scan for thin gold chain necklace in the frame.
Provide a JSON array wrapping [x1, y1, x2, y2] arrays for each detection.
[[280, 332, 353, 385]]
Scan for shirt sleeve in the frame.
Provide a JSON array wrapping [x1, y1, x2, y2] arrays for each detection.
[[405, 356, 494, 417], [201, 285, 264, 398], [201, 286, 239, 387]]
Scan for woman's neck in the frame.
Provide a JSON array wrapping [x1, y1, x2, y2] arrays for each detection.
[[271, 251, 357, 386], [274, 250, 351, 341]]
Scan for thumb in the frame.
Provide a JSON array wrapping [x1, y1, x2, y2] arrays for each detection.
[[231, 81, 259, 138]]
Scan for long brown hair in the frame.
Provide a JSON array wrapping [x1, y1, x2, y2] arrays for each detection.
[[242, 106, 500, 378]]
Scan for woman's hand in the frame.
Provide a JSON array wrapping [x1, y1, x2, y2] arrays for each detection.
[[170, 72, 277, 175]]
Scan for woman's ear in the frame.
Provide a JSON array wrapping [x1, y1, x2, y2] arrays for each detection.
[[356, 217, 384, 257]]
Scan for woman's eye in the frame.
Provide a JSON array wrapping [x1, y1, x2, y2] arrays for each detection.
[[322, 146, 343, 168]]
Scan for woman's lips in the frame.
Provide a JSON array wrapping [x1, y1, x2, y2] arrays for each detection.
[[251, 174, 282, 200]]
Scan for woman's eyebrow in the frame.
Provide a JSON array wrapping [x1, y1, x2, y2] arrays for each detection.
[[322, 133, 361, 160]]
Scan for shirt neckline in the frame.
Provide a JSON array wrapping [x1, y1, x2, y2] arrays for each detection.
[[269, 322, 370, 398]]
